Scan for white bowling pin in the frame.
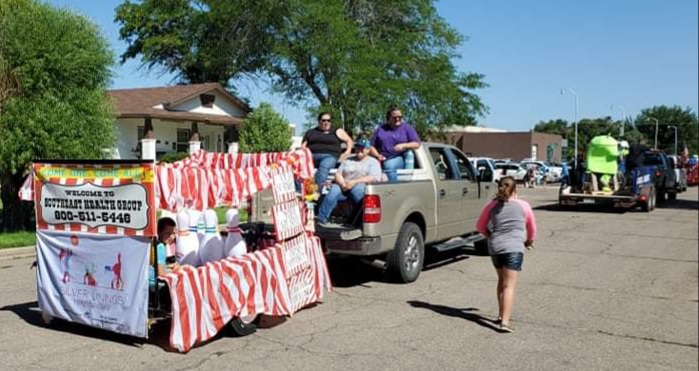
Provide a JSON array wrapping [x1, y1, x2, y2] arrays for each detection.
[[199, 209, 224, 264], [187, 209, 203, 244], [175, 210, 198, 266], [224, 209, 247, 257]]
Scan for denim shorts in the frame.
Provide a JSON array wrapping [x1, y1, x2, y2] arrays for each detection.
[[490, 252, 524, 271]]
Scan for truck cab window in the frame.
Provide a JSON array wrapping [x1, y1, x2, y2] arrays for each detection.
[[429, 147, 453, 181], [451, 149, 476, 181]]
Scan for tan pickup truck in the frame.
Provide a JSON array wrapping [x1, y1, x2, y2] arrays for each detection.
[[250, 142, 492, 283]]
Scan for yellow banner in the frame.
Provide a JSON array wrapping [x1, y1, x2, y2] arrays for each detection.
[[37, 167, 155, 183]]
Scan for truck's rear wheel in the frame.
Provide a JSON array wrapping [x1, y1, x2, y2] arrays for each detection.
[[641, 188, 656, 212], [657, 187, 667, 203], [386, 222, 424, 283]]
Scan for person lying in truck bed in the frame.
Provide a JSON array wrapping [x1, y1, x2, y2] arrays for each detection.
[[316, 139, 382, 227]]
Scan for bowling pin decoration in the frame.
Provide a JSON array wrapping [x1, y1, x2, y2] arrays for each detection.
[[187, 209, 204, 244], [175, 210, 199, 266], [224, 209, 247, 257], [199, 209, 224, 264]]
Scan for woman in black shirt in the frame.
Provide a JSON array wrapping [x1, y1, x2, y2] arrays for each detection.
[[302, 112, 353, 188]]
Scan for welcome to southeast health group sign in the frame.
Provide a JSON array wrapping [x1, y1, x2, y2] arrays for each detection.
[[32, 161, 157, 338]]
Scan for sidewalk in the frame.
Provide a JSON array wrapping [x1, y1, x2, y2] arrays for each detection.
[[0, 245, 36, 261]]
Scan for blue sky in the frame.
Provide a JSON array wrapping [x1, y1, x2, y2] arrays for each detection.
[[48, 0, 698, 133]]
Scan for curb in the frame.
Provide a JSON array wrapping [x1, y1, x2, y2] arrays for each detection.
[[0, 245, 36, 261]]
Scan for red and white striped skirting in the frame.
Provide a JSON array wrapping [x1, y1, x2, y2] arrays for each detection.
[[162, 234, 331, 352]]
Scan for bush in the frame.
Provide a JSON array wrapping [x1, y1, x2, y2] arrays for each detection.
[[239, 102, 292, 153], [159, 152, 191, 163]]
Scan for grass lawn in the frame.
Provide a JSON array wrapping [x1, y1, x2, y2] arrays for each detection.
[[0, 199, 36, 249], [0, 231, 36, 249]]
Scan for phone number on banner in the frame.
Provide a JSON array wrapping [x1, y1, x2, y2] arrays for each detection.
[[52, 211, 133, 225]]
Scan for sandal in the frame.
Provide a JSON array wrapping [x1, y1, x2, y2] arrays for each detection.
[[499, 323, 514, 333]]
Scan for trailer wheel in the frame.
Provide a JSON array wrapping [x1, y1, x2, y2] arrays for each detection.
[[229, 315, 260, 337], [386, 222, 424, 283]]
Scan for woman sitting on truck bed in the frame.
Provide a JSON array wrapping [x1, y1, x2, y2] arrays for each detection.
[[369, 106, 421, 182], [316, 139, 382, 227]]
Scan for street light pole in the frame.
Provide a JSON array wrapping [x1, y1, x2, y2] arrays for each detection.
[[611, 104, 626, 137], [668, 125, 678, 154], [647, 117, 660, 149], [561, 88, 579, 168]]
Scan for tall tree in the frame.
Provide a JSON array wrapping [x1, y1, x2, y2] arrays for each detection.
[[533, 119, 569, 138], [0, 0, 117, 231], [115, 0, 281, 89], [115, 0, 487, 136], [634, 105, 698, 153]]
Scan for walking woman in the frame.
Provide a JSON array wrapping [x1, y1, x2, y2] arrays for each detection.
[[475, 176, 537, 332]]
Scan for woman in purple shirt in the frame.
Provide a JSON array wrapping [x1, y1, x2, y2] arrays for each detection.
[[369, 106, 421, 182]]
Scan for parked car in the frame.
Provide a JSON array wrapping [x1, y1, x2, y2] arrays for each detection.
[[642, 150, 679, 201], [470, 157, 502, 183], [668, 155, 688, 192], [494, 162, 528, 181], [493, 158, 514, 165], [521, 160, 562, 182], [687, 156, 699, 186]]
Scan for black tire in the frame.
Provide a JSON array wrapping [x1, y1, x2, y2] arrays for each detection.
[[668, 191, 677, 200], [386, 222, 424, 283], [656, 187, 666, 203], [641, 188, 656, 212], [229, 315, 260, 337]]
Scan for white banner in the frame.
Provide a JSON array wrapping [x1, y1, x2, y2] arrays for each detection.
[[270, 168, 296, 204], [271, 201, 304, 241], [36, 230, 150, 338], [40, 182, 150, 230]]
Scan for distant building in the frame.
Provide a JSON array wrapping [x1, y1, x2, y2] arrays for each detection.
[[444, 125, 507, 133], [445, 130, 563, 163]]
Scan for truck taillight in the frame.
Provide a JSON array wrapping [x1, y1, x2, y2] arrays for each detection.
[[363, 195, 381, 223]]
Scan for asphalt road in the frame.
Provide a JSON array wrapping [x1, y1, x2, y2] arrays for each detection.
[[1, 187, 697, 371]]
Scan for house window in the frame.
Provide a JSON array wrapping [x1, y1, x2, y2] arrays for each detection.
[[202, 135, 212, 151], [176, 129, 191, 153], [200, 94, 215, 108]]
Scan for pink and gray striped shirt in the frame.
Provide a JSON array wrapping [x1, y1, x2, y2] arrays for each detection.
[[476, 198, 537, 255]]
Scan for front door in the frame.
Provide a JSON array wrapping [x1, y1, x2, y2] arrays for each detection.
[[428, 146, 464, 240]]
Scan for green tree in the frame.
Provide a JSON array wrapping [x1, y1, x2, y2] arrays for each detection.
[[115, 0, 487, 136], [533, 119, 569, 138], [0, 0, 116, 231], [633, 105, 699, 154], [238, 103, 292, 152], [115, 0, 280, 89]]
